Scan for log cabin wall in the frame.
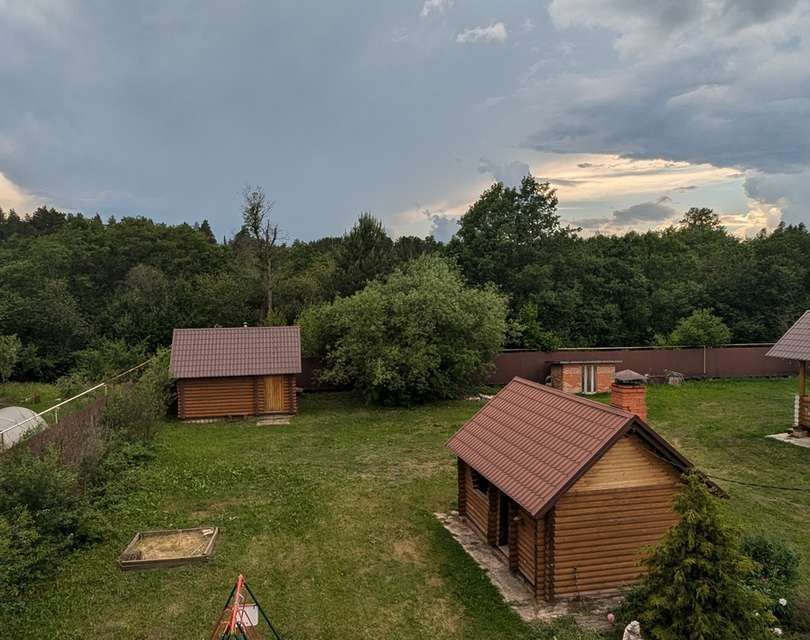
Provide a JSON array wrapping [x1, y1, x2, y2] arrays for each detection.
[[463, 464, 490, 537], [284, 374, 298, 414], [513, 506, 537, 587], [551, 434, 680, 598], [177, 375, 297, 419]]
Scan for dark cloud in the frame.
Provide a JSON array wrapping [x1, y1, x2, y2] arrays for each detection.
[[612, 196, 677, 224], [537, 0, 810, 226], [477, 158, 531, 186], [572, 195, 679, 232]]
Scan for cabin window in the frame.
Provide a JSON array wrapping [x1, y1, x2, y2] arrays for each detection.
[[582, 364, 596, 394], [471, 469, 490, 495]]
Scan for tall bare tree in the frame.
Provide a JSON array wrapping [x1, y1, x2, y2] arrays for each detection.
[[241, 185, 279, 321]]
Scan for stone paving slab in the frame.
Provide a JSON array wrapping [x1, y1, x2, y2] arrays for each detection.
[[435, 512, 618, 631], [766, 432, 810, 448]]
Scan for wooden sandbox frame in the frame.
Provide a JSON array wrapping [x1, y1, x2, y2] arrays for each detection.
[[118, 526, 219, 571]]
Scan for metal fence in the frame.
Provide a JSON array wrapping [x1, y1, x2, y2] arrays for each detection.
[[298, 343, 797, 390], [0, 359, 153, 451], [488, 344, 795, 385]]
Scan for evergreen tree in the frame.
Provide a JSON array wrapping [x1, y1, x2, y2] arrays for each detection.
[[625, 474, 773, 640], [333, 212, 394, 297], [199, 219, 217, 244]]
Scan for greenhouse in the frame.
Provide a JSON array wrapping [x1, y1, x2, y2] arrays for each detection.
[[0, 406, 46, 449]]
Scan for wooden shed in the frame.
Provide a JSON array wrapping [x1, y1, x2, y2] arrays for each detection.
[[170, 326, 301, 420], [549, 360, 620, 394], [447, 376, 692, 601], [766, 310, 810, 435]]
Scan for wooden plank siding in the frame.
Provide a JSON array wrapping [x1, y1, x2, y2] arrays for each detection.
[[177, 374, 297, 419], [552, 434, 680, 598]]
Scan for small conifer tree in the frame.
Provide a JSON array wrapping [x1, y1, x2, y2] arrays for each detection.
[[625, 473, 774, 640]]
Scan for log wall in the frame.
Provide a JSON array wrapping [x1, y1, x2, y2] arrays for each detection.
[[551, 434, 680, 598], [514, 506, 537, 586], [463, 464, 490, 537], [177, 374, 297, 419]]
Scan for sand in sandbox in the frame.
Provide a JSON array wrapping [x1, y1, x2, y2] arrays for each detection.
[[138, 531, 207, 558]]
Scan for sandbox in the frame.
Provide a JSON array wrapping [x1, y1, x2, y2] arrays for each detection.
[[118, 526, 219, 571]]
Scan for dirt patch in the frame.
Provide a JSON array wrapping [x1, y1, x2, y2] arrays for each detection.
[[392, 539, 425, 565], [421, 597, 460, 634]]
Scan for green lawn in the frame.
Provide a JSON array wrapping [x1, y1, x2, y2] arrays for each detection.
[[4, 378, 808, 639], [0, 381, 62, 413]]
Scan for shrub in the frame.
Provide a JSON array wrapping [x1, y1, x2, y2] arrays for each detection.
[[300, 255, 507, 405], [72, 338, 147, 380], [0, 509, 46, 605], [660, 309, 732, 347], [55, 370, 97, 398], [742, 533, 801, 627], [0, 449, 100, 545], [618, 474, 774, 640], [100, 347, 174, 441], [0, 334, 22, 382], [510, 302, 561, 351]]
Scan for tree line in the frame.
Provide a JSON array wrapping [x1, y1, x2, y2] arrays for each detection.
[[0, 174, 808, 382]]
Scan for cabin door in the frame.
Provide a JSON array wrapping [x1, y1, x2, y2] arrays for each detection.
[[263, 376, 286, 413]]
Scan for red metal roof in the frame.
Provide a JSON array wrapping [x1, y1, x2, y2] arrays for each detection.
[[767, 310, 810, 361], [170, 326, 301, 379], [447, 377, 689, 517]]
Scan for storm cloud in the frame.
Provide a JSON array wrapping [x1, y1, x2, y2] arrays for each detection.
[[0, 1, 807, 238]]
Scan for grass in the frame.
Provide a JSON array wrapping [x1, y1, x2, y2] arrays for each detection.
[[0, 381, 62, 413], [3, 377, 808, 639]]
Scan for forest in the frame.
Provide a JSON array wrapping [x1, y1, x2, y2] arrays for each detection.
[[0, 175, 808, 383]]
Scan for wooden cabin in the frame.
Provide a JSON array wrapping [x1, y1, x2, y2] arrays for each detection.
[[447, 376, 692, 601], [549, 360, 620, 394], [766, 310, 810, 435], [170, 326, 301, 420]]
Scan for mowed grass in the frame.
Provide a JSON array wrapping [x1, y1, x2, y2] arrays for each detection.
[[4, 378, 808, 639]]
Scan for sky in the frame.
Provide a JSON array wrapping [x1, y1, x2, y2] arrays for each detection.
[[1, 0, 809, 242]]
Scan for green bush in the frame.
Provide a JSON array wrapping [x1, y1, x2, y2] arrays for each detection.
[[0, 449, 103, 612], [100, 347, 174, 441], [617, 474, 774, 640], [300, 255, 507, 405], [742, 533, 801, 628], [0, 334, 22, 382], [0, 449, 100, 545], [72, 338, 147, 380], [0, 351, 170, 616], [659, 309, 732, 347], [0, 509, 46, 605]]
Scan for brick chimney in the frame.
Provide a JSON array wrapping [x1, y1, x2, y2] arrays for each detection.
[[611, 369, 647, 420]]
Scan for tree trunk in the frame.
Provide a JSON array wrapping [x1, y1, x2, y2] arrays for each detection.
[[265, 253, 273, 320]]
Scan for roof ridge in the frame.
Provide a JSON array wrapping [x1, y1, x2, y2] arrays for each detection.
[[173, 325, 299, 331], [510, 376, 634, 419]]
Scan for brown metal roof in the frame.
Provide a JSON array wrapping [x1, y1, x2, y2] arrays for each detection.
[[447, 377, 690, 517], [766, 311, 810, 361], [170, 326, 302, 379]]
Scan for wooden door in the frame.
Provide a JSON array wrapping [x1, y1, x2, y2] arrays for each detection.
[[263, 376, 286, 413]]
